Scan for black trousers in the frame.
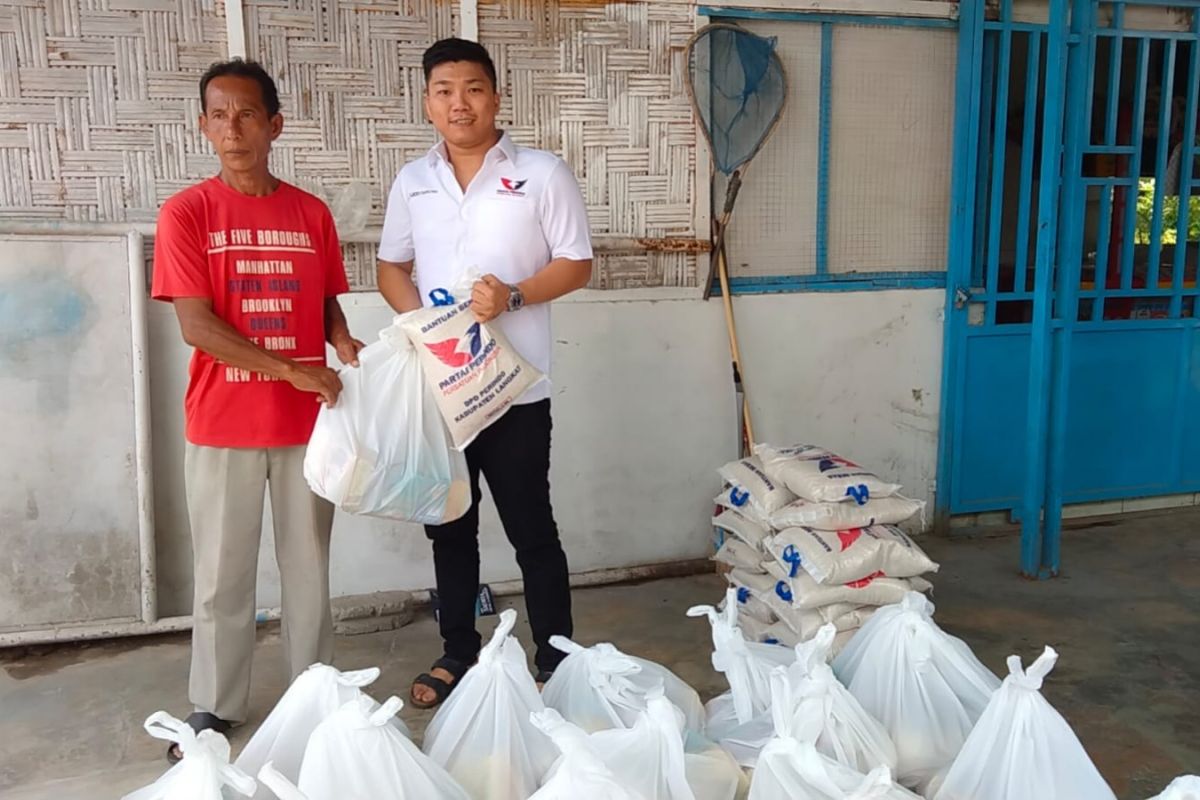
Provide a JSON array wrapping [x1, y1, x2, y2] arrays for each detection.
[[424, 399, 573, 673]]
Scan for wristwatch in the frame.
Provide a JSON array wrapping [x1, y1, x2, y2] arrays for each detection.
[[506, 283, 525, 312]]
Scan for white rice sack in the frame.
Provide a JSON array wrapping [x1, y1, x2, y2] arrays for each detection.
[[770, 496, 924, 532], [714, 538, 768, 574], [754, 444, 902, 505], [715, 490, 774, 532], [718, 456, 797, 516], [770, 603, 863, 641], [723, 582, 777, 625], [713, 506, 772, 548], [398, 274, 545, 450], [833, 592, 1001, 788], [730, 569, 798, 622], [781, 570, 932, 611], [767, 526, 939, 585]]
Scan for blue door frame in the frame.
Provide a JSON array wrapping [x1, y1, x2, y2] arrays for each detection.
[[940, 0, 1200, 575]]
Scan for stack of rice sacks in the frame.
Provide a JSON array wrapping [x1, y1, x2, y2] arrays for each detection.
[[711, 443, 938, 654]]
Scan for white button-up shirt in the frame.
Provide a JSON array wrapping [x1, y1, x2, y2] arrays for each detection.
[[378, 132, 593, 404]]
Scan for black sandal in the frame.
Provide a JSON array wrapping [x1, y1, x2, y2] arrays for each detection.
[[410, 656, 471, 710], [535, 669, 555, 688], [166, 711, 232, 764]]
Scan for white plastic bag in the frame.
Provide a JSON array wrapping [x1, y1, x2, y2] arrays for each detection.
[[303, 325, 470, 524], [833, 592, 1001, 788], [782, 570, 932, 611], [753, 444, 902, 505], [123, 712, 257, 800], [718, 457, 797, 517], [588, 694, 749, 800], [398, 273, 545, 449], [298, 695, 471, 800], [683, 728, 753, 800], [932, 647, 1116, 800], [770, 496, 923, 532], [748, 672, 920, 800], [714, 537, 768, 574], [256, 763, 311, 800], [767, 526, 938, 585], [543, 636, 705, 734], [1150, 777, 1200, 799], [711, 624, 836, 769], [788, 625, 898, 775], [713, 506, 772, 547], [423, 609, 558, 800], [688, 589, 795, 741], [530, 709, 650, 800], [234, 664, 397, 796]]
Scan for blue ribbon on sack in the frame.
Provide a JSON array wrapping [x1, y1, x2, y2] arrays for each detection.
[[429, 288, 456, 307], [845, 484, 870, 506], [775, 581, 793, 603], [781, 544, 803, 578], [737, 586, 751, 604], [729, 487, 750, 508]]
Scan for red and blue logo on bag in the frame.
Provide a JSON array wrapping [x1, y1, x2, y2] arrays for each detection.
[[427, 322, 483, 368]]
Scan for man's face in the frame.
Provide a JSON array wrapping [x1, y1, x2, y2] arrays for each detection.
[[200, 75, 283, 173], [424, 60, 500, 149]]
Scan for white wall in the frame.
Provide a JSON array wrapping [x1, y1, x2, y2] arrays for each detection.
[[736, 290, 944, 512], [148, 288, 945, 615]]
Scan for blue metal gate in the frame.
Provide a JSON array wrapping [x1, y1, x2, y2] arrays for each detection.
[[940, 0, 1200, 574]]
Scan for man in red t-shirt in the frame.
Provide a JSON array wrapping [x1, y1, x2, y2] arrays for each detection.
[[151, 58, 362, 759]]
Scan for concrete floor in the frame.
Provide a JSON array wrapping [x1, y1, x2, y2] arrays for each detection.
[[2, 509, 1198, 799]]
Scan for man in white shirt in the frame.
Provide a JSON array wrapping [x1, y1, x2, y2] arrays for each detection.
[[377, 37, 593, 708]]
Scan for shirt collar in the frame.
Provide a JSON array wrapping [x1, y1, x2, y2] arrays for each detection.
[[426, 130, 517, 167]]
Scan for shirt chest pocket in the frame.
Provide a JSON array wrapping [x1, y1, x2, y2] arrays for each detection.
[[473, 195, 542, 247]]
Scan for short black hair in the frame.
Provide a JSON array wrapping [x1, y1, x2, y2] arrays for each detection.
[[200, 58, 281, 117], [422, 38, 498, 89]]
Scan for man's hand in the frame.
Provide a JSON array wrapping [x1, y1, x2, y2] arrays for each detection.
[[288, 364, 343, 407], [470, 274, 511, 323], [332, 333, 366, 367]]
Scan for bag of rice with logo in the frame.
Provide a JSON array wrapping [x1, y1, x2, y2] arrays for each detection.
[[754, 444, 902, 505], [399, 272, 545, 450], [718, 456, 797, 518], [765, 526, 939, 585]]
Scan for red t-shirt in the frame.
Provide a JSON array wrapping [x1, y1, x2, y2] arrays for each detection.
[[152, 177, 350, 448]]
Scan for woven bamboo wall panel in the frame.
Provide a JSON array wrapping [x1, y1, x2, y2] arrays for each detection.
[[242, 0, 454, 289], [2, 0, 703, 290], [0, 0, 227, 222], [479, 0, 699, 288]]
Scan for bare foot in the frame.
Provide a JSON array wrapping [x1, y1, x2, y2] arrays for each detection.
[[412, 666, 457, 706]]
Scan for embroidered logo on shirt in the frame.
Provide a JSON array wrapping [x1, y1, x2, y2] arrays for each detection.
[[409, 189, 438, 198], [498, 177, 528, 197]]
